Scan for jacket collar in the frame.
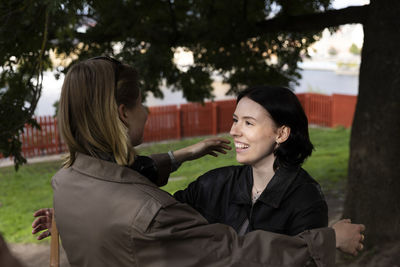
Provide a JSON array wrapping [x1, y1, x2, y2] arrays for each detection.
[[258, 167, 300, 208], [230, 165, 253, 205], [71, 152, 156, 187], [230, 165, 300, 208]]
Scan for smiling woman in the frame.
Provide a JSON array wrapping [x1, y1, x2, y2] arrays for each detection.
[[174, 86, 326, 236]]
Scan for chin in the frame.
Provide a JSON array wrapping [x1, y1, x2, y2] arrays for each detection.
[[236, 156, 250, 165]]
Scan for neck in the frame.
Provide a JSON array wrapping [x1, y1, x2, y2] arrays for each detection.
[[251, 154, 276, 192]]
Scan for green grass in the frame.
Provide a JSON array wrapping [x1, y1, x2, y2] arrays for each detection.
[[0, 127, 350, 243], [305, 127, 351, 190], [0, 161, 62, 243]]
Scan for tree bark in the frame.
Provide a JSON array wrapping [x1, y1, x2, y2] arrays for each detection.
[[343, 0, 400, 247]]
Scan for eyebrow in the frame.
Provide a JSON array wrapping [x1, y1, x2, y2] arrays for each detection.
[[233, 114, 257, 121]]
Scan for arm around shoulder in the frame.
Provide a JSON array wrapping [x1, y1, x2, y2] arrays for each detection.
[[131, 201, 336, 267]]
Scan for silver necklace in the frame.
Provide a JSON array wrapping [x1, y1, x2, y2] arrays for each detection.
[[252, 185, 263, 202]]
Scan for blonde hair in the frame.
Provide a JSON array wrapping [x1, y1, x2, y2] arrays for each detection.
[[59, 59, 139, 167]]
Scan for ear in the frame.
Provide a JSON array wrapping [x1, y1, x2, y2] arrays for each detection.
[[118, 104, 128, 125], [276, 125, 290, 143]]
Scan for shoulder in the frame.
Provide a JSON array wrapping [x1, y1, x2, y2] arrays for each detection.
[[173, 165, 248, 206], [134, 183, 177, 208], [53, 164, 177, 209], [192, 165, 248, 191], [128, 183, 178, 233], [197, 165, 247, 183], [289, 168, 326, 205]]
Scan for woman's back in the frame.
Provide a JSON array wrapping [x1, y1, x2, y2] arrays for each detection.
[[53, 153, 164, 266]]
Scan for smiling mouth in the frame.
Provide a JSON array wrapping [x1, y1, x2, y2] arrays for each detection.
[[235, 142, 250, 150]]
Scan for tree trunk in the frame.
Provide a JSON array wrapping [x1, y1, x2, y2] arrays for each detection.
[[343, 0, 400, 247]]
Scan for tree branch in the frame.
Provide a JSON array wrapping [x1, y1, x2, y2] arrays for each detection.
[[255, 5, 369, 34]]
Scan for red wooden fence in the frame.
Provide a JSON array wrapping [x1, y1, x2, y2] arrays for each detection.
[[0, 93, 357, 159]]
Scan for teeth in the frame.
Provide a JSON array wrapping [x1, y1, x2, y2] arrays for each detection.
[[235, 143, 249, 149]]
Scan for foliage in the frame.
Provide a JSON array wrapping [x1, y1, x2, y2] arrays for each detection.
[[0, 127, 349, 243], [0, 0, 85, 169], [349, 43, 361, 55], [0, 0, 333, 169], [52, 100, 59, 117], [328, 46, 338, 56]]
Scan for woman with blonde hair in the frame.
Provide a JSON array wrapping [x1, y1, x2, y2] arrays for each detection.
[[36, 57, 364, 266]]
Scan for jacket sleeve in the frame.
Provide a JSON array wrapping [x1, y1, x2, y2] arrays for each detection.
[[173, 168, 221, 207], [287, 183, 329, 236], [173, 175, 200, 206], [149, 153, 172, 186], [131, 201, 336, 267], [128, 153, 172, 187]]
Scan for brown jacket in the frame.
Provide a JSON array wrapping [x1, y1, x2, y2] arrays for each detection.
[[52, 153, 336, 267]]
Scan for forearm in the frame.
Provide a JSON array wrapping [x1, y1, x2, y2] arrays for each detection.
[[146, 202, 336, 266], [171, 147, 194, 165]]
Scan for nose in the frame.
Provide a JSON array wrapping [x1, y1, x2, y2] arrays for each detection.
[[230, 122, 241, 137]]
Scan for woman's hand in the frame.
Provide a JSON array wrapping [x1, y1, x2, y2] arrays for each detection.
[[32, 208, 53, 240], [173, 137, 231, 164], [332, 219, 365, 256]]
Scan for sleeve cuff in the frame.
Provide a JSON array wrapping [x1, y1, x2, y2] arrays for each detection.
[[301, 227, 336, 267]]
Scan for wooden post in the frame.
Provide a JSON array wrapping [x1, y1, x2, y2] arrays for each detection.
[[50, 212, 60, 267], [53, 116, 59, 154], [176, 105, 182, 139], [212, 102, 218, 135]]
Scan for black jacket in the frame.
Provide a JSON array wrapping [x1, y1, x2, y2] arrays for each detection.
[[174, 165, 328, 236]]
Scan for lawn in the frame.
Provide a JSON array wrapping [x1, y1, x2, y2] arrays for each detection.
[[0, 127, 350, 243]]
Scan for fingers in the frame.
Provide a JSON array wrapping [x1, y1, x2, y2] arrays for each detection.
[[358, 224, 366, 232], [32, 224, 47, 234], [352, 243, 363, 256], [213, 148, 228, 154], [219, 143, 232, 150], [33, 208, 51, 217], [205, 138, 231, 147], [37, 231, 51, 240], [205, 140, 232, 156], [352, 228, 365, 256], [33, 208, 49, 217], [208, 152, 218, 157], [32, 224, 48, 234], [32, 216, 50, 228], [207, 140, 232, 150], [211, 137, 231, 144]]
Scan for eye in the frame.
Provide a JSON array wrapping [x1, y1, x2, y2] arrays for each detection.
[[245, 120, 253, 126], [232, 117, 238, 123]]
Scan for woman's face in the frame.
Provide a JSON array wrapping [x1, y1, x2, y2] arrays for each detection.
[[230, 97, 279, 167], [124, 92, 148, 146]]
